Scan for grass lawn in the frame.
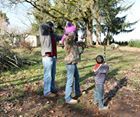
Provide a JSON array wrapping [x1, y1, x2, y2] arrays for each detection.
[[1, 46, 140, 116]]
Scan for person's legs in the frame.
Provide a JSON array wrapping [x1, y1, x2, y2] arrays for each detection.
[[73, 64, 81, 97], [65, 64, 75, 102], [42, 56, 53, 96], [93, 84, 98, 104], [51, 57, 57, 92], [96, 84, 104, 108]]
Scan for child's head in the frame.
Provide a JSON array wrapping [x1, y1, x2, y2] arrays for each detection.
[[64, 22, 76, 35], [66, 22, 73, 27], [96, 55, 105, 64]]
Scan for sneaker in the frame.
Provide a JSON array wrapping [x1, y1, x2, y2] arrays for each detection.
[[93, 101, 98, 105], [99, 106, 108, 111], [66, 99, 78, 104]]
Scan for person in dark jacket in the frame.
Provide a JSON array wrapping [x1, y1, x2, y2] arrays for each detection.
[[39, 21, 61, 96], [93, 55, 109, 110]]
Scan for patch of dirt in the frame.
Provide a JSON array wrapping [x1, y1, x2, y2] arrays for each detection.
[[1, 77, 140, 117], [119, 46, 140, 52]]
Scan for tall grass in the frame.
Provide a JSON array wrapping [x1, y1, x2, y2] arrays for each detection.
[[128, 40, 140, 48]]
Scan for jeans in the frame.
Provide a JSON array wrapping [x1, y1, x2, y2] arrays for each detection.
[[94, 84, 104, 108], [42, 56, 56, 96], [65, 64, 81, 102]]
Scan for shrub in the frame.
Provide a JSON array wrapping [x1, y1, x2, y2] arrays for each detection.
[[0, 45, 36, 72], [128, 40, 140, 48], [0, 45, 22, 71], [19, 40, 33, 51]]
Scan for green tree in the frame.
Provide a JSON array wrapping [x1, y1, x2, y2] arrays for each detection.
[[98, 0, 136, 44], [96, 0, 137, 59], [2, 0, 136, 47], [4, 0, 96, 46], [30, 22, 39, 34]]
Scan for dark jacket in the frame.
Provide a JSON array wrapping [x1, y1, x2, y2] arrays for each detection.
[[39, 23, 61, 56]]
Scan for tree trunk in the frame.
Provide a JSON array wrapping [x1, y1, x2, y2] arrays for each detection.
[[96, 39, 99, 46], [86, 26, 93, 47], [103, 44, 106, 61], [95, 31, 100, 47], [106, 33, 111, 46], [95, 10, 101, 47]]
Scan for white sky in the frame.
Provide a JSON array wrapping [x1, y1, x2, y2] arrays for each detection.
[[113, 0, 140, 41], [0, 2, 34, 33], [0, 0, 140, 41]]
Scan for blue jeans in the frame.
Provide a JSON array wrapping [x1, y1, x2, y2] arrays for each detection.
[[94, 84, 104, 108], [65, 64, 81, 102], [42, 56, 56, 96]]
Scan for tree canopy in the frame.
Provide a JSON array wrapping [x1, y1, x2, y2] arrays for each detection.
[[98, 0, 137, 43], [0, 0, 137, 46]]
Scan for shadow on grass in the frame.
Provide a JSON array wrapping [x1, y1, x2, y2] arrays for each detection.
[[107, 67, 120, 80], [2, 67, 120, 101], [1, 65, 122, 116], [82, 85, 95, 94], [79, 64, 94, 70], [104, 77, 128, 106], [0, 74, 43, 89], [80, 72, 93, 83], [107, 55, 122, 61]]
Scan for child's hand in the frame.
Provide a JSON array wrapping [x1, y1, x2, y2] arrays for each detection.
[[93, 63, 101, 72]]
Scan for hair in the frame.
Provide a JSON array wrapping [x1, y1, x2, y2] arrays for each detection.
[[46, 21, 54, 27], [65, 32, 75, 41], [46, 21, 54, 32], [96, 55, 104, 64], [66, 22, 73, 27]]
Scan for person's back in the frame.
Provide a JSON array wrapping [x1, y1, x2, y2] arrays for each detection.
[[64, 32, 80, 64], [39, 21, 59, 97], [39, 23, 52, 56], [63, 32, 81, 104]]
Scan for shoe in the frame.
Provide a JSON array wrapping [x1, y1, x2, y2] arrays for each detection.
[[76, 93, 82, 98], [44, 92, 56, 97], [99, 106, 108, 111], [93, 101, 98, 105], [51, 89, 58, 94], [66, 99, 78, 104], [73, 93, 82, 99]]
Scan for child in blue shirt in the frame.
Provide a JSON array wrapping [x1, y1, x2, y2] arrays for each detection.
[[93, 55, 109, 110]]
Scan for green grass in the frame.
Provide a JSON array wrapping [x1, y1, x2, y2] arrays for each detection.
[[1, 46, 140, 103], [128, 40, 140, 48]]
